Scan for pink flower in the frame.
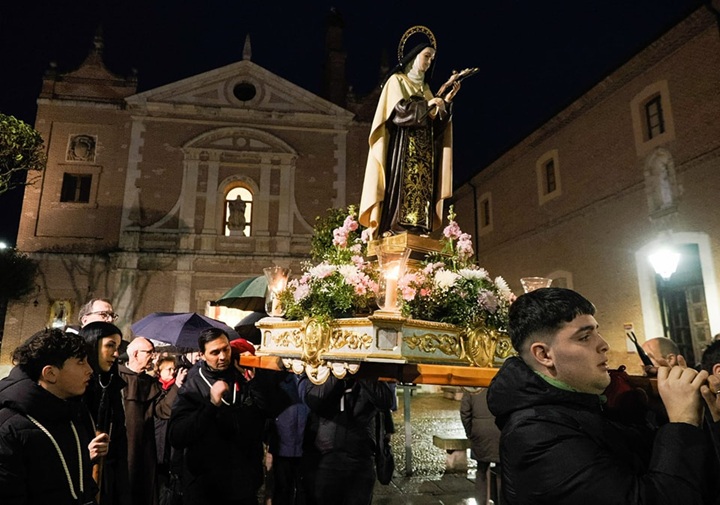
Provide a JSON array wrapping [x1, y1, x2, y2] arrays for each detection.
[[457, 233, 474, 260], [333, 227, 348, 247], [443, 221, 462, 240], [343, 215, 359, 232]]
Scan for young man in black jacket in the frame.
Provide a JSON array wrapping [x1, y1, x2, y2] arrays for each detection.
[[0, 328, 109, 505], [169, 328, 277, 505], [487, 287, 720, 505]]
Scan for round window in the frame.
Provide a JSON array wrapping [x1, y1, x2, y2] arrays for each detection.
[[233, 82, 257, 102]]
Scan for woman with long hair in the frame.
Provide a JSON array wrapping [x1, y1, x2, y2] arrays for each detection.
[[79, 321, 131, 505]]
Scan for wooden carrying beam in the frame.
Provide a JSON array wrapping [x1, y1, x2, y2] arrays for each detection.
[[238, 355, 499, 386]]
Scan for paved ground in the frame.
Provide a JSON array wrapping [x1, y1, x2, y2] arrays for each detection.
[[371, 389, 486, 505]]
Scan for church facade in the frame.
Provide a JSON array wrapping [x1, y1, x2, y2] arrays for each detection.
[[453, 7, 720, 371], [1, 27, 373, 364]]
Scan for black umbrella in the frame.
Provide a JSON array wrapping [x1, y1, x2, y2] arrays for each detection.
[[131, 312, 240, 349], [233, 310, 267, 345]]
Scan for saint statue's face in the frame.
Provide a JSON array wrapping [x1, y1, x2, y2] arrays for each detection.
[[412, 47, 436, 74]]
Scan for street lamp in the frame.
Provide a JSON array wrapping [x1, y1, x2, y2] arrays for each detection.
[[648, 249, 680, 280]]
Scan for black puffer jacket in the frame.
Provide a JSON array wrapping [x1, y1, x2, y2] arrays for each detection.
[[0, 367, 98, 505], [304, 375, 395, 458], [169, 360, 277, 505], [487, 356, 718, 505]]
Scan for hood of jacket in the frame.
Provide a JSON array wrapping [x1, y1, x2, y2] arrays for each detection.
[[0, 367, 75, 424], [487, 356, 604, 429]]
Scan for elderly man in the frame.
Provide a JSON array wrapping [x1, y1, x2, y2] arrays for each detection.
[[0, 328, 109, 504], [642, 336, 680, 368], [120, 337, 180, 505], [487, 287, 720, 505]]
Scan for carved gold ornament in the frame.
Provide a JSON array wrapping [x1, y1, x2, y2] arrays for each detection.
[[404, 332, 462, 357]]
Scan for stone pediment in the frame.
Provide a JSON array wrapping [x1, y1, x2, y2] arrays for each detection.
[[126, 60, 353, 120]]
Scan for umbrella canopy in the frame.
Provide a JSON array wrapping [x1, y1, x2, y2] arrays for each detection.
[[233, 310, 267, 345], [214, 276, 268, 311], [131, 312, 241, 350]]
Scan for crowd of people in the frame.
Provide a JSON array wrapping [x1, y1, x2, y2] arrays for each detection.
[[1, 289, 720, 505], [0, 298, 395, 505]]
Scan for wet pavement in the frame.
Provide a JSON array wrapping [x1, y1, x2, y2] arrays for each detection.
[[372, 388, 482, 505]]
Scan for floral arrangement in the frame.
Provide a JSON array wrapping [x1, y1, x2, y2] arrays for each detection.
[[279, 206, 378, 323], [279, 205, 513, 334], [399, 206, 514, 333]]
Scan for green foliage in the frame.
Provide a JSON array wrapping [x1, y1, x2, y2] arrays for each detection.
[[0, 113, 46, 195], [309, 206, 355, 262], [0, 248, 39, 302]]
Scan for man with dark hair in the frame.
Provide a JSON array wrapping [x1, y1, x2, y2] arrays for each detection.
[[487, 287, 720, 505], [169, 328, 277, 505], [0, 328, 109, 504], [701, 340, 720, 377]]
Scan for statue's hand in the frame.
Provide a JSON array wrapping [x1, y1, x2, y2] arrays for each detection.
[[444, 81, 461, 103]]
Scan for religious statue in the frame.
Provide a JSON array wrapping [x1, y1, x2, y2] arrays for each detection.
[[227, 196, 247, 233], [359, 25, 477, 239]]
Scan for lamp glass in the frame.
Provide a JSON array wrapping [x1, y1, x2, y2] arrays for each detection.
[[376, 246, 411, 312], [649, 250, 680, 280], [520, 277, 553, 293], [263, 266, 291, 317]]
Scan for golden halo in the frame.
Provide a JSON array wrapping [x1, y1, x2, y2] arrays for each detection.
[[397, 25, 437, 63]]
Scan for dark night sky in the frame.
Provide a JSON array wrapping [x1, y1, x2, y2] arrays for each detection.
[[0, 0, 706, 245]]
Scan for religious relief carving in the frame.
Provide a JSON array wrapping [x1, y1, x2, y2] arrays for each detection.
[[644, 147, 680, 218], [329, 328, 373, 350], [404, 332, 462, 357], [67, 135, 97, 162]]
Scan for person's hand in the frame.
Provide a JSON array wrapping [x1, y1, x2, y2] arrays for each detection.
[[444, 81, 461, 102], [175, 367, 188, 388], [88, 432, 110, 460], [210, 380, 229, 406], [657, 363, 708, 426], [644, 353, 686, 377], [700, 373, 720, 423]]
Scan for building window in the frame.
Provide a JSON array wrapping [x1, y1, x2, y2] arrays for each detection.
[[225, 187, 253, 236], [644, 95, 665, 140], [60, 173, 92, 203], [544, 159, 557, 194], [478, 192, 493, 235], [630, 81, 675, 157], [536, 150, 561, 204]]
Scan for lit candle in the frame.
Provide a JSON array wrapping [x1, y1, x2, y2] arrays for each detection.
[[384, 265, 400, 311]]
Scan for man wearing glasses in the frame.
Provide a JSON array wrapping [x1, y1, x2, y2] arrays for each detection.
[[120, 337, 180, 505], [80, 298, 118, 326], [65, 298, 118, 334]]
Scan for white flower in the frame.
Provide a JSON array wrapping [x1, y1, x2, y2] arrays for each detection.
[[494, 276, 513, 302], [293, 283, 310, 301], [309, 263, 336, 279], [458, 268, 489, 280], [434, 269, 461, 290], [338, 264, 360, 281]]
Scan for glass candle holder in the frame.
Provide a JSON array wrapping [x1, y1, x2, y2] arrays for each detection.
[[376, 245, 411, 313], [264, 266, 291, 317], [520, 277, 553, 293]]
